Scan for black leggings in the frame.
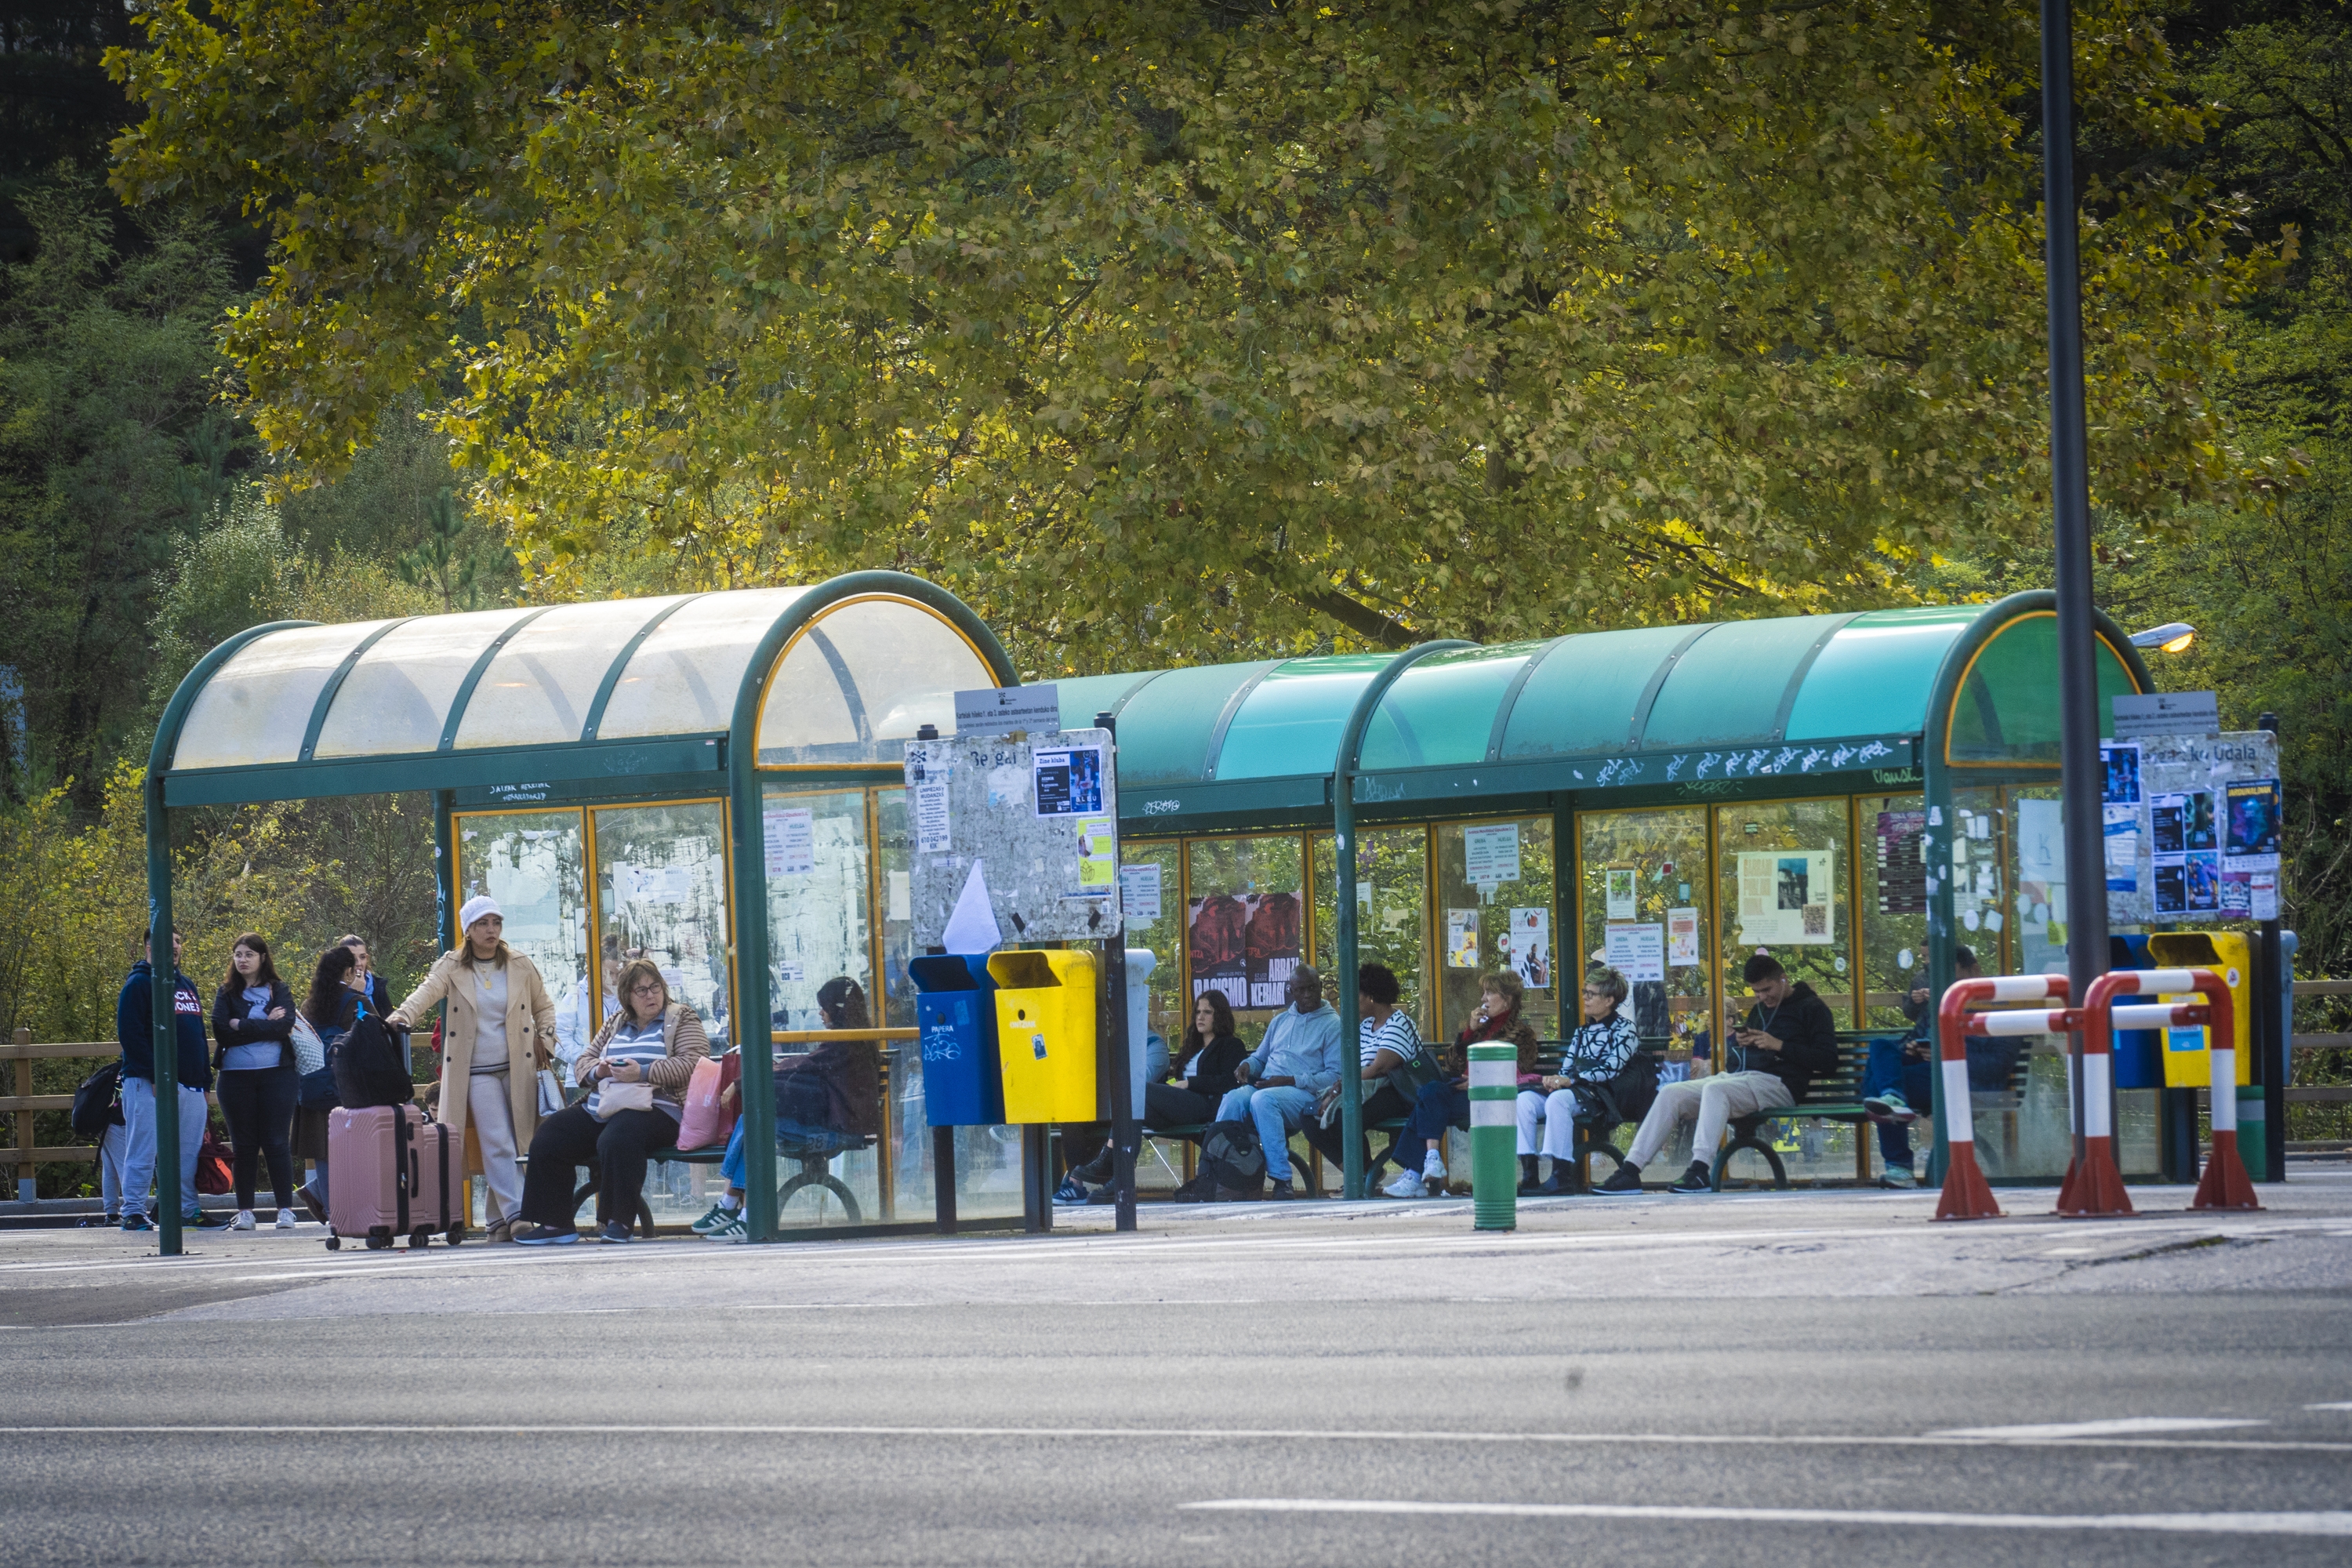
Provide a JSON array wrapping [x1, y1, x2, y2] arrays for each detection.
[[518, 1104, 681, 1227], [216, 1065, 298, 1210]]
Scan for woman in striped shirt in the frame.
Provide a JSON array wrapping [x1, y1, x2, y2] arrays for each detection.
[[512, 958, 710, 1244], [1301, 963, 1423, 1183]]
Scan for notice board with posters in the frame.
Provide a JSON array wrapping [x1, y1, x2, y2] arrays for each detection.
[[903, 727, 1123, 949], [2100, 726, 2281, 924]]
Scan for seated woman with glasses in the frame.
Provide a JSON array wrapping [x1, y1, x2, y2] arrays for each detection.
[[511, 959, 710, 1245], [1515, 964, 1643, 1195]]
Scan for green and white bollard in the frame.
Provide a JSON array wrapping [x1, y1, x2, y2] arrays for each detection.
[[1468, 1041, 1518, 1230]]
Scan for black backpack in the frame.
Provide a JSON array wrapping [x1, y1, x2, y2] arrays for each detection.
[[1196, 1119, 1266, 1200], [1605, 1053, 1662, 1127], [332, 1002, 416, 1110], [71, 1061, 123, 1140]]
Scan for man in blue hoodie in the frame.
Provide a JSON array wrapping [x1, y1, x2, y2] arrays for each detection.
[[115, 930, 219, 1232]]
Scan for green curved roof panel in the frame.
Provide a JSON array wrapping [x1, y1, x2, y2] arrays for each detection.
[[1214, 655, 1397, 781], [1054, 671, 1162, 732], [1359, 643, 1543, 771], [1782, 606, 1980, 741], [1112, 661, 1279, 782], [1946, 612, 2140, 764], [1497, 626, 1688, 759], [1638, 614, 1846, 750]]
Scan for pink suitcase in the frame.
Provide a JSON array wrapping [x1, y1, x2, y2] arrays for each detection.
[[325, 1104, 463, 1251]]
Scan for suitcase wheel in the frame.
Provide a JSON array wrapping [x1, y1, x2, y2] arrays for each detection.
[[408, 1228, 433, 1250], [325, 1235, 341, 1251], [365, 1232, 391, 1250], [446, 1226, 466, 1247]]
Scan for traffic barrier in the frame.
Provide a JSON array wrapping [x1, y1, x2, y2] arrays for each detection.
[[2087, 967, 2259, 1212], [1932, 975, 2072, 1221], [2055, 969, 2149, 1218], [1466, 1042, 1517, 1231]]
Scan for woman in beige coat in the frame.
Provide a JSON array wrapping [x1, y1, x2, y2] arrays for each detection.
[[390, 895, 559, 1242]]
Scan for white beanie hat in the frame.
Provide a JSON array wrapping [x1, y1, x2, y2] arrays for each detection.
[[458, 895, 503, 933]]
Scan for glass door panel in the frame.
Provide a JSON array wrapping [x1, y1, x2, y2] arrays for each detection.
[[1434, 816, 1557, 1043], [452, 808, 590, 1083], [1576, 807, 1711, 1054], [1119, 839, 1185, 1045], [590, 800, 734, 1047]]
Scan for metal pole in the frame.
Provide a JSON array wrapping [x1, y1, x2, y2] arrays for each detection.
[[1097, 710, 1138, 1232], [2042, 0, 2111, 1156], [2258, 712, 2287, 1181], [147, 772, 181, 1255], [932, 1125, 958, 1234]]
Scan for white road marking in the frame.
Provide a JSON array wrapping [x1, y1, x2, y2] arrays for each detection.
[[2307, 1403, 2352, 1411], [0, 1423, 2343, 1454], [1184, 1499, 2352, 1537], [1930, 1417, 2267, 1439]]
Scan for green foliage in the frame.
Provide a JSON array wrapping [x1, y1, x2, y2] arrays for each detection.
[[0, 161, 241, 801], [109, 2, 2285, 676]]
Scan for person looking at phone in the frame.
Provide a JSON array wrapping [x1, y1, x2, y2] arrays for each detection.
[[1598, 951, 1837, 1194]]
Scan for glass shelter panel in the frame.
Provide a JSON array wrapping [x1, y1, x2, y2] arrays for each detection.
[[312, 608, 537, 757], [1184, 836, 1306, 1040], [1577, 808, 1712, 1054], [598, 587, 808, 739], [454, 597, 689, 750], [1312, 828, 1432, 1036], [1857, 793, 1931, 1036], [1119, 840, 1185, 1044], [1711, 799, 1860, 1185], [1713, 800, 1856, 1024], [1434, 817, 1556, 1042], [172, 620, 397, 770], [452, 809, 592, 1086], [1358, 646, 1535, 771], [757, 788, 872, 1031], [591, 802, 734, 1047], [756, 597, 993, 765]]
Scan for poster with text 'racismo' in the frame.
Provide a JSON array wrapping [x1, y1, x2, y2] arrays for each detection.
[[1188, 890, 1300, 1011]]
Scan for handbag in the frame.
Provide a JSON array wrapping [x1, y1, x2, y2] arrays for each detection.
[[674, 1055, 732, 1149], [591, 1080, 655, 1120], [289, 1014, 327, 1076], [535, 1069, 565, 1116]]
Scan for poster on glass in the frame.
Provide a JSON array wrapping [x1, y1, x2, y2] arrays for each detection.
[[1189, 889, 1301, 1010], [1735, 850, 1835, 946]]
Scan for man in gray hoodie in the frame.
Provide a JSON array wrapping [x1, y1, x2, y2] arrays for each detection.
[[1213, 966, 1341, 1198]]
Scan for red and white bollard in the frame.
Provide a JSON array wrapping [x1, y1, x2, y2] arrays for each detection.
[[2057, 971, 2145, 1218], [1933, 975, 2072, 1222], [2089, 967, 2259, 1212]]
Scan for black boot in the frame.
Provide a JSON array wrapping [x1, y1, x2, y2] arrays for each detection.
[[1072, 1149, 1114, 1185], [1516, 1153, 1543, 1195]]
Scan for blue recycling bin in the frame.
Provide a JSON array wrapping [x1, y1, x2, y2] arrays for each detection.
[[911, 954, 1004, 1126], [2107, 934, 2162, 1088]]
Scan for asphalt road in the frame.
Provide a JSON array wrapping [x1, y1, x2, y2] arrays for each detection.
[[5, 1174, 2350, 1566]]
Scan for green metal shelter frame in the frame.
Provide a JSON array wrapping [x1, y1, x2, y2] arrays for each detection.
[[1055, 591, 2155, 1199], [141, 570, 1015, 1256]]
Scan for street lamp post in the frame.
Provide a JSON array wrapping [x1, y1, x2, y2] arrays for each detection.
[[2042, 0, 2112, 1166]]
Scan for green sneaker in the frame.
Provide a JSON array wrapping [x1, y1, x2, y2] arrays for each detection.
[[704, 1210, 750, 1242], [690, 1201, 741, 1235]]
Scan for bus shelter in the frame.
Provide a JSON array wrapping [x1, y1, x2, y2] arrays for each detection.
[[1058, 590, 2158, 1195], [140, 571, 1030, 1252]]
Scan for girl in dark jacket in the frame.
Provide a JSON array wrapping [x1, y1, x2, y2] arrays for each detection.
[[210, 932, 301, 1229]]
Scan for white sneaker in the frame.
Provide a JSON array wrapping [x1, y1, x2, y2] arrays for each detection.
[[230, 1210, 256, 1231], [274, 1207, 299, 1229], [1383, 1169, 1427, 1199], [1421, 1154, 1446, 1182]]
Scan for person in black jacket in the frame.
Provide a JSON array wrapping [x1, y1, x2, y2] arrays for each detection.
[[1599, 952, 1839, 1195], [209, 931, 303, 1230], [114, 929, 222, 1232]]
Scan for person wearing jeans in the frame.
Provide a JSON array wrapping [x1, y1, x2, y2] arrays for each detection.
[[1601, 951, 1838, 1194], [1862, 948, 2018, 1185], [113, 930, 219, 1232], [1213, 967, 1341, 1199]]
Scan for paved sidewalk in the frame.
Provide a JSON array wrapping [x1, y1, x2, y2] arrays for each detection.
[[5, 1168, 2349, 1328]]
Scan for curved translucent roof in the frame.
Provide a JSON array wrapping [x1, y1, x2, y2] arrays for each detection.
[[168, 582, 1003, 775], [1076, 603, 2150, 788]]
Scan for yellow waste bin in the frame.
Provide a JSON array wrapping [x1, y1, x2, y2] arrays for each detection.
[[989, 949, 1099, 1123], [2146, 932, 2252, 1090]]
